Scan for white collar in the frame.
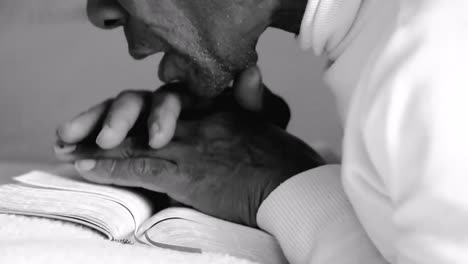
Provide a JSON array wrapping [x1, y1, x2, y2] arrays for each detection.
[[299, 0, 363, 56]]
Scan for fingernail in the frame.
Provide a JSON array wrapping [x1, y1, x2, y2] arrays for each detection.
[[54, 144, 76, 154], [75, 160, 96, 172]]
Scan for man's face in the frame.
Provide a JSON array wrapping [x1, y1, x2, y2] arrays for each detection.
[[87, 0, 278, 97]]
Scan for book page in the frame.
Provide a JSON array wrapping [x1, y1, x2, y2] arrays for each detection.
[[0, 183, 135, 239], [14, 168, 154, 232], [136, 207, 288, 264]]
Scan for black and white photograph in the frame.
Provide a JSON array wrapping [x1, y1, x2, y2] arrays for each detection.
[[0, 1, 467, 263]]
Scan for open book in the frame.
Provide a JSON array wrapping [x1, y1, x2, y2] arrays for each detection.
[[0, 167, 287, 264]]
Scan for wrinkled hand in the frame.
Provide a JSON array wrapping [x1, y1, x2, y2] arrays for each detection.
[[55, 67, 324, 227], [56, 106, 324, 227], [55, 66, 290, 151]]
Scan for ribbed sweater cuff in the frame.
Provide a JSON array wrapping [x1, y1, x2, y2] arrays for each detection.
[[256, 165, 384, 264]]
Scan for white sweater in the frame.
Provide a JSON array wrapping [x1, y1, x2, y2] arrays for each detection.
[[257, 0, 468, 263]]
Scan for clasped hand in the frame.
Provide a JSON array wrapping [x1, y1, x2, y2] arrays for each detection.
[[55, 67, 324, 227]]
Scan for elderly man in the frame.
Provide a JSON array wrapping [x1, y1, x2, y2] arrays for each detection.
[[55, 0, 468, 263]]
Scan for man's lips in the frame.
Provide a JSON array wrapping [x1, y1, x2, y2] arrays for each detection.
[[158, 53, 190, 83], [127, 44, 191, 84]]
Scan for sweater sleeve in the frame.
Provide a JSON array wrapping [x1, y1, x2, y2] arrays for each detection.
[[256, 165, 387, 264], [357, 2, 468, 263]]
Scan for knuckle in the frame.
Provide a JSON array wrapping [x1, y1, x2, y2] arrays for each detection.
[[131, 158, 172, 178], [106, 112, 132, 129], [116, 91, 144, 106], [103, 160, 118, 176], [130, 158, 153, 178], [117, 90, 138, 99]]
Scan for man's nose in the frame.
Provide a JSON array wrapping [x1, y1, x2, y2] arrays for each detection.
[[87, 0, 127, 30]]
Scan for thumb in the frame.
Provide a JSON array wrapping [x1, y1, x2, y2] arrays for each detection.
[[233, 66, 264, 112], [74, 158, 176, 193]]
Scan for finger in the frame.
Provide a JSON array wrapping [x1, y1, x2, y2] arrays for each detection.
[[96, 91, 147, 149], [56, 136, 192, 162], [148, 92, 182, 149], [74, 158, 176, 193], [233, 66, 263, 112], [56, 99, 111, 144], [233, 66, 290, 128], [54, 142, 78, 157]]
